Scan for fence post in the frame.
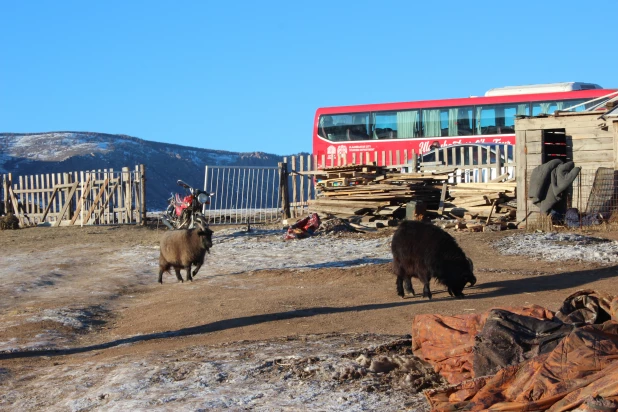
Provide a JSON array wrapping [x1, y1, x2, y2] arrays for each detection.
[[64, 173, 74, 221], [291, 156, 297, 218], [139, 164, 146, 225], [7, 173, 23, 226], [121, 167, 130, 224], [495, 145, 502, 179], [279, 162, 291, 221], [2, 174, 7, 215], [299, 155, 305, 214], [411, 150, 418, 172]]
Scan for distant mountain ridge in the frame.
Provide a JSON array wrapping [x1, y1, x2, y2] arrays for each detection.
[[0, 131, 304, 210]]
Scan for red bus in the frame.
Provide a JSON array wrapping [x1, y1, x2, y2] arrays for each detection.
[[313, 82, 617, 168]]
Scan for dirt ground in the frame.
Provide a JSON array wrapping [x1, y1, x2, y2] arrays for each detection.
[[2, 222, 618, 410]]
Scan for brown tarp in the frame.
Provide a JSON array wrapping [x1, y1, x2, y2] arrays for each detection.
[[412, 290, 618, 411], [411, 306, 555, 385], [472, 308, 574, 378]]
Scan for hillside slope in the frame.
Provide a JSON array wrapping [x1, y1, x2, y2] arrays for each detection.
[[0, 132, 298, 210]]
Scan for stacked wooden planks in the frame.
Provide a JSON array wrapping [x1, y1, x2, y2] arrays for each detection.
[[444, 181, 516, 220], [429, 179, 518, 232], [308, 164, 452, 222]]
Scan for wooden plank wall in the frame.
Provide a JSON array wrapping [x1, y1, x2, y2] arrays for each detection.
[[515, 112, 617, 224], [1, 165, 146, 226]]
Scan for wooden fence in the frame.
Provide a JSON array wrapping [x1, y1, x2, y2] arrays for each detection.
[[1, 165, 146, 227], [416, 144, 516, 183], [283, 145, 516, 218], [283, 155, 317, 219]]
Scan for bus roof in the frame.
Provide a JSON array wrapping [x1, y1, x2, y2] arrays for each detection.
[[315, 87, 616, 116], [484, 82, 603, 96]]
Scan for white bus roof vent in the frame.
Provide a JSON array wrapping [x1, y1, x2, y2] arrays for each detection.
[[484, 82, 603, 97]]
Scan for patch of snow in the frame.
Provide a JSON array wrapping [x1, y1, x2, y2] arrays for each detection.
[[0, 335, 431, 411], [206, 228, 392, 275], [2, 132, 113, 162], [494, 232, 618, 263]]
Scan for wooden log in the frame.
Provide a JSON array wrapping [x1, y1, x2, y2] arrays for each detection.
[[454, 182, 517, 190], [376, 205, 402, 216], [450, 197, 489, 207], [486, 201, 497, 224], [308, 199, 390, 208], [438, 183, 447, 216], [308, 204, 374, 215], [489, 172, 510, 183], [466, 223, 484, 232], [348, 222, 378, 232]]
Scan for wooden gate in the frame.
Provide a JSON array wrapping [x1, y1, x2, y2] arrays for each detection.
[[1, 165, 146, 227]]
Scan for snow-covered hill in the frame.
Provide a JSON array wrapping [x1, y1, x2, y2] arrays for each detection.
[[0, 132, 301, 210]]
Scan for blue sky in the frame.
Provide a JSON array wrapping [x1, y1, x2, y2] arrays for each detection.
[[1, 1, 616, 156]]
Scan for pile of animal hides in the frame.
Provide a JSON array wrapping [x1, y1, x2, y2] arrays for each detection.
[[413, 289, 618, 411], [283, 213, 321, 240], [284, 213, 362, 239]]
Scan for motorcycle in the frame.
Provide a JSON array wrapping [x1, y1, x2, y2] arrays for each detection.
[[161, 180, 214, 230]]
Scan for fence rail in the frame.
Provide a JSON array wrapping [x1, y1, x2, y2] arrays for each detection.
[[1, 165, 146, 226]]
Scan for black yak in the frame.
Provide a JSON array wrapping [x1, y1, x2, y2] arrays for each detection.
[[391, 220, 476, 299]]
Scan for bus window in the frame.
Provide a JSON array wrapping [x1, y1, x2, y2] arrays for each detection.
[[452, 107, 474, 136], [318, 113, 370, 141], [422, 109, 444, 137], [349, 113, 370, 140], [422, 107, 474, 137], [565, 99, 588, 112], [475, 104, 529, 134], [395, 110, 420, 138], [533, 99, 610, 114], [369, 110, 421, 139], [372, 111, 397, 139], [561, 98, 606, 112], [532, 101, 567, 115]]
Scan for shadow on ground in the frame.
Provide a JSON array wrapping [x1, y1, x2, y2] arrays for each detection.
[[3, 265, 618, 360]]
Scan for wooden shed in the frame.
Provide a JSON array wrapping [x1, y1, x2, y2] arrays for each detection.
[[515, 104, 618, 226]]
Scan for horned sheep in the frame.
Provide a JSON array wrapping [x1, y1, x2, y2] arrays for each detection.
[[158, 221, 213, 284], [391, 220, 476, 299]]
